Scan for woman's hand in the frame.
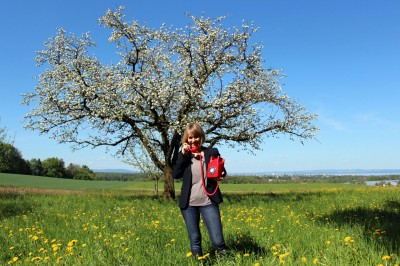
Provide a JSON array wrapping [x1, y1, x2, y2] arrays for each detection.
[[182, 143, 190, 155], [216, 171, 226, 181]]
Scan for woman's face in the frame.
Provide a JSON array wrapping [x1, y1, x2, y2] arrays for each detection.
[[187, 133, 201, 148]]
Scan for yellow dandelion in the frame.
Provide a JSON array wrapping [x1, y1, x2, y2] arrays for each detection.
[[244, 253, 250, 257], [313, 258, 319, 264], [254, 263, 260, 266], [344, 236, 352, 242], [12, 257, 18, 262], [31, 257, 42, 262], [67, 240, 78, 247], [279, 252, 290, 260], [197, 253, 210, 260], [325, 241, 331, 245], [301, 257, 307, 262], [280, 260, 286, 264], [186, 252, 193, 257], [382, 255, 391, 261], [56, 256, 63, 264]]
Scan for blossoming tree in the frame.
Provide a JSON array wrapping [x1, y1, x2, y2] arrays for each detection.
[[22, 7, 318, 199]]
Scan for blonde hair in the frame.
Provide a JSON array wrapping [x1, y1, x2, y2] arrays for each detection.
[[182, 123, 205, 146]]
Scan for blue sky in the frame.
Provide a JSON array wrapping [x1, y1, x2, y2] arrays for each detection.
[[0, 0, 399, 173]]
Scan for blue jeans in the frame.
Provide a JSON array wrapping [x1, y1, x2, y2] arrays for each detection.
[[181, 203, 227, 256]]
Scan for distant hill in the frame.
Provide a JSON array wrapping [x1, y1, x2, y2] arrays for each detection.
[[93, 169, 138, 173]]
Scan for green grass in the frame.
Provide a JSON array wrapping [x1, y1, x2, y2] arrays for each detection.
[[0, 188, 399, 265], [0, 174, 399, 265]]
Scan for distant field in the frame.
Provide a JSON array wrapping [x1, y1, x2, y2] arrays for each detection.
[[0, 173, 362, 194], [0, 173, 130, 191]]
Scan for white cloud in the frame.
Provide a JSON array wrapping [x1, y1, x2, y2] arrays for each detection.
[[320, 116, 347, 131], [355, 113, 400, 130]]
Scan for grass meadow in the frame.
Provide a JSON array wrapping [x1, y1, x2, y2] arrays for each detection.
[[0, 173, 399, 265]]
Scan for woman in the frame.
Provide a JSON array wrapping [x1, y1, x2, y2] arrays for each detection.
[[172, 123, 227, 257]]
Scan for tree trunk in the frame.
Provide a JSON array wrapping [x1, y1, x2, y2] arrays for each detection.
[[163, 164, 175, 199], [154, 177, 159, 196]]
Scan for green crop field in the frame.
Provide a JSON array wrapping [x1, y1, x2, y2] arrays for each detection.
[[0, 173, 132, 191], [1, 173, 399, 265]]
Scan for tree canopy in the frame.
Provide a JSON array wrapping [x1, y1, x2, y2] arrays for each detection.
[[42, 157, 66, 178], [0, 142, 31, 174], [0, 119, 30, 174], [22, 7, 318, 198]]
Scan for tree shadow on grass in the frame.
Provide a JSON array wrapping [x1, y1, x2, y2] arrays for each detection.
[[317, 199, 400, 252], [225, 232, 269, 255], [201, 232, 269, 265], [0, 193, 35, 219]]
